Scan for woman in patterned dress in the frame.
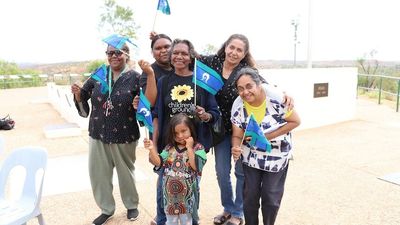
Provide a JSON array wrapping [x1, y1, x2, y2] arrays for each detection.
[[230, 67, 300, 225]]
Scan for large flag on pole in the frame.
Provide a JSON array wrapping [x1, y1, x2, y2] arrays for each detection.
[[192, 59, 224, 95], [157, 0, 171, 15], [244, 114, 272, 152], [91, 64, 109, 94], [136, 88, 154, 133]]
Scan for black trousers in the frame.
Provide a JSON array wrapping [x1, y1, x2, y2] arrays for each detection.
[[242, 164, 288, 225]]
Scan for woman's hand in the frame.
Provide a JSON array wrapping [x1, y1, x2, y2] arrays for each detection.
[[138, 60, 154, 76], [231, 146, 242, 161], [283, 93, 294, 110], [132, 95, 139, 110], [71, 81, 82, 102], [195, 106, 211, 122], [150, 31, 157, 40]]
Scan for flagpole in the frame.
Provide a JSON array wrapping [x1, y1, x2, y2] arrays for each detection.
[[194, 59, 197, 107], [152, 1, 159, 32]]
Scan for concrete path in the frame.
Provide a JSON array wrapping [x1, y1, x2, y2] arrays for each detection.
[[1, 87, 399, 225]]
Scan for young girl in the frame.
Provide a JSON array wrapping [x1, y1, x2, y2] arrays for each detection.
[[144, 113, 207, 225]]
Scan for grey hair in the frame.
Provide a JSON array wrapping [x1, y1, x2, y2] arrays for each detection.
[[234, 67, 263, 88]]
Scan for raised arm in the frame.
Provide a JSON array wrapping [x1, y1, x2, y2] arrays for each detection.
[[143, 138, 161, 166], [138, 60, 157, 106]]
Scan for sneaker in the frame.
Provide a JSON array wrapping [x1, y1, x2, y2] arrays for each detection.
[[127, 208, 139, 221], [92, 214, 112, 225]]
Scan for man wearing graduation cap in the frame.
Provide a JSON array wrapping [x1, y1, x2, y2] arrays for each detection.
[[71, 34, 157, 225]]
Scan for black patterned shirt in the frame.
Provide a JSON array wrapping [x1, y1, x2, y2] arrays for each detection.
[[75, 69, 141, 144], [199, 55, 249, 134]]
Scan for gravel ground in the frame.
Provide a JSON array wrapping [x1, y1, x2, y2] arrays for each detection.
[[1, 87, 399, 225]]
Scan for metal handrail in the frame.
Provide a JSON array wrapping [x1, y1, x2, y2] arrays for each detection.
[[358, 74, 400, 112]]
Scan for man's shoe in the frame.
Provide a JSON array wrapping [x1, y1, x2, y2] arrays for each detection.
[[92, 214, 112, 225], [127, 208, 139, 221]]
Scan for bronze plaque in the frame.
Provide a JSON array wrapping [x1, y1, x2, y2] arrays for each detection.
[[314, 83, 328, 98]]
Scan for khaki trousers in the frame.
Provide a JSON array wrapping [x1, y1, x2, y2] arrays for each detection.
[[89, 137, 139, 215]]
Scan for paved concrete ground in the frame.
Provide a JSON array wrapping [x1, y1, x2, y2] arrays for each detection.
[[1, 87, 400, 225]]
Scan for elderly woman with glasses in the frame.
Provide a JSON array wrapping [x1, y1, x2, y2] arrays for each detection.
[[230, 67, 300, 225], [71, 34, 157, 225]]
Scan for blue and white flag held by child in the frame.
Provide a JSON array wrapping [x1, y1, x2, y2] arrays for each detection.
[[136, 88, 154, 133]]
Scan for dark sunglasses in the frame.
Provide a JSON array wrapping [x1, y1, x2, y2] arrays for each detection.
[[105, 50, 125, 57]]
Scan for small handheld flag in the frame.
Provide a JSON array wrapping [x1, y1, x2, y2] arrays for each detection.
[[157, 0, 171, 15], [136, 88, 154, 133], [244, 114, 272, 152], [91, 64, 109, 94], [193, 59, 224, 95]]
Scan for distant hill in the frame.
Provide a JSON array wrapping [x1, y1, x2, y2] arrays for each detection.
[[256, 60, 400, 69], [19, 60, 400, 75], [20, 61, 92, 75]]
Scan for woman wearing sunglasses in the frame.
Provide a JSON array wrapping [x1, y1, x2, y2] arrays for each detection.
[[71, 34, 157, 225]]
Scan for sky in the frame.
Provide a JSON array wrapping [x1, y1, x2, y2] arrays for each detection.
[[1, 0, 399, 64]]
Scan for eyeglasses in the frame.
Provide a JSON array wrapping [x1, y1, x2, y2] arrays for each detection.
[[237, 83, 256, 93], [105, 50, 126, 57]]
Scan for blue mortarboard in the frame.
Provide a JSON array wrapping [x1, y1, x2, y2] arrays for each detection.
[[102, 34, 138, 50]]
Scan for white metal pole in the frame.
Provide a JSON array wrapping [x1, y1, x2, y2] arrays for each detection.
[[307, 0, 313, 68]]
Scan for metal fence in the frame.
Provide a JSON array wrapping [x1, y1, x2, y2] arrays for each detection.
[[358, 73, 400, 112], [0, 73, 90, 89]]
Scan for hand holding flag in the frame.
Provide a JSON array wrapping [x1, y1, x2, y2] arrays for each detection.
[[136, 88, 154, 133], [244, 114, 272, 152]]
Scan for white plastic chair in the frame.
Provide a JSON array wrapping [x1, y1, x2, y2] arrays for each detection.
[[0, 136, 3, 155], [0, 147, 48, 225]]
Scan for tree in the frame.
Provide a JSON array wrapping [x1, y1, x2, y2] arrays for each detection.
[[201, 44, 218, 55], [291, 17, 300, 67], [0, 60, 19, 74], [86, 60, 106, 73], [357, 49, 380, 89], [99, 0, 139, 38]]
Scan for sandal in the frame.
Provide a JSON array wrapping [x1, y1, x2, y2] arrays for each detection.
[[213, 213, 231, 225], [226, 217, 244, 225]]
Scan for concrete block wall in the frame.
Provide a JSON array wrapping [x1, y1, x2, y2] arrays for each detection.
[[259, 67, 358, 130]]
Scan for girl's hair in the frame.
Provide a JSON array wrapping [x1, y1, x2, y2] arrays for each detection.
[[216, 34, 256, 67], [234, 67, 263, 88], [168, 39, 199, 71], [150, 33, 172, 49], [165, 113, 197, 146]]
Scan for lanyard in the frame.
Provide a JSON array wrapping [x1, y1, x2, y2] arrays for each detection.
[[105, 65, 128, 116], [107, 65, 128, 99]]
